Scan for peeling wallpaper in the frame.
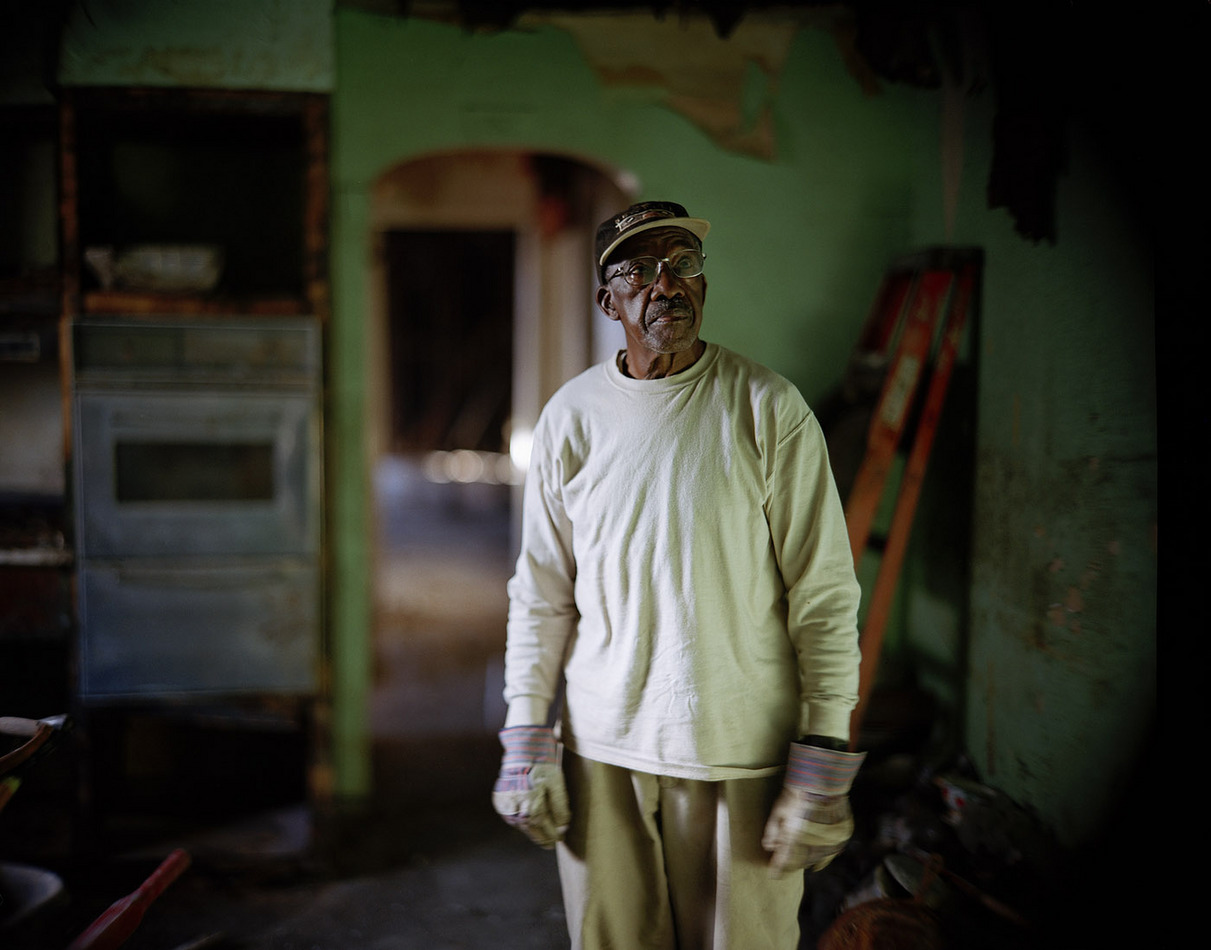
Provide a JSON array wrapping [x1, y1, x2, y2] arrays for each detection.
[[527, 11, 803, 160]]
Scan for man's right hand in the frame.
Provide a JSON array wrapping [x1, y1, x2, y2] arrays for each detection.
[[491, 725, 570, 849]]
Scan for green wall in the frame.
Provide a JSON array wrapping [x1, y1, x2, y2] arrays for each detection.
[[930, 117, 1155, 847], [891, 54, 1155, 847], [332, 13, 919, 404]]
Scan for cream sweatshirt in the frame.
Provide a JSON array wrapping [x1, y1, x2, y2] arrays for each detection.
[[503, 343, 861, 780]]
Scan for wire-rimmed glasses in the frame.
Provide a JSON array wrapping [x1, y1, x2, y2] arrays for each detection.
[[606, 248, 706, 288]]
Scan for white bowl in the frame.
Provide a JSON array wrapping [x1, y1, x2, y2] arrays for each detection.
[[85, 244, 224, 293]]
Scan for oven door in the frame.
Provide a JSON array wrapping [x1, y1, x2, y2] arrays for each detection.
[[78, 558, 319, 698], [74, 390, 318, 559]]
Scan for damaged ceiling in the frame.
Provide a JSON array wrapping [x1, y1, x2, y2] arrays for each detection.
[[340, 0, 1148, 245], [4, 1, 1152, 244]]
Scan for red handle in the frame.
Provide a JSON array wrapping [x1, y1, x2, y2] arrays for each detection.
[[134, 847, 191, 903], [66, 849, 192, 950]]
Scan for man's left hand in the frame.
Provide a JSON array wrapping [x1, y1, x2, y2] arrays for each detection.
[[762, 742, 866, 877]]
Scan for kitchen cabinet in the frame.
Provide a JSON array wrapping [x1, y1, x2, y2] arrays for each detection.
[[59, 87, 330, 701], [54, 88, 332, 848], [2, 86, 332, 859]]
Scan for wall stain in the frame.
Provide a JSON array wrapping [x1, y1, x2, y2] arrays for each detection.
[[975, 446, 1152, 669]]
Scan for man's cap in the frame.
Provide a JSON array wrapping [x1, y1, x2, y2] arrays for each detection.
[[595, 200, 711, 269]]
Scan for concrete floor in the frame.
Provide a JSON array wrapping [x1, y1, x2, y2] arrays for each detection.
[[11, 777, 568, 950], [63, 804, 569, 950]]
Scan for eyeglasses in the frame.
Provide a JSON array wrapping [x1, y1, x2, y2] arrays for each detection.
[[605, 248, 706, 288]]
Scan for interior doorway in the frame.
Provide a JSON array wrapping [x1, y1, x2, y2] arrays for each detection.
[[383, 229, 515, 456], [365, 151, 630, 802]]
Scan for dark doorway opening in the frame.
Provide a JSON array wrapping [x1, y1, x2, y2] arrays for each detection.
[[372, 229, 517, 808], [384, 230, 515, 454]]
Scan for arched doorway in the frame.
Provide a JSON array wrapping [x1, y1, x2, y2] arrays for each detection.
[[364, 151, 630, 800]]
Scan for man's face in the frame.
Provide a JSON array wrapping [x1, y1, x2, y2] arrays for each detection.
[[596, 227, 707, 367]]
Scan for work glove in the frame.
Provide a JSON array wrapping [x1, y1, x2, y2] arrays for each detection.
[[491, 725, 570, 849], [762, 741, 866, 877]]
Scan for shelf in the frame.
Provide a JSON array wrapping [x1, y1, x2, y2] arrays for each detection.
[[81, 291, 308, 317], [61, 87, 329, 319]]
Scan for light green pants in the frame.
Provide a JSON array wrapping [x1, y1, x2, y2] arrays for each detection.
[[556, 751, 803, 950]]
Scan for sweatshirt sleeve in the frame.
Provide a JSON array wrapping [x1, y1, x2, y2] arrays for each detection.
[[502, 418, 579, 727], [766, 406, 863, 742]]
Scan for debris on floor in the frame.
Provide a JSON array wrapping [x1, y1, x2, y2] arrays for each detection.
[[800, 738, 1140, 950]]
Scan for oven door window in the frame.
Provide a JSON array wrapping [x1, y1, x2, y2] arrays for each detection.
[[74, 391, 317, 558], [116, 442, 275, 502]]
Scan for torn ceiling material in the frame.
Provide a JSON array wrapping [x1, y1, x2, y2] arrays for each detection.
[[346, 0, 1097, 244]]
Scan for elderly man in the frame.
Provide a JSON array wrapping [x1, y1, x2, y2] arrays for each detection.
[[493, 201, 865, 949]]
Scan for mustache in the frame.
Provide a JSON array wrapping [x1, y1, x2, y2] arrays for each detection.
[[647, 298, 692, 318]]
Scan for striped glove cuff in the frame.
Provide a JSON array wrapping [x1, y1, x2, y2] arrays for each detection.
[[499, 726, 558, 771], [785, 742, 866, 797]]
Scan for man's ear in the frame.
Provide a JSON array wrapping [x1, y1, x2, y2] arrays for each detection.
[[596, 284, 619, 321]]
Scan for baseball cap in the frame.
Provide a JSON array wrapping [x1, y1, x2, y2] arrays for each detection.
[[594, 201, 711, 270]]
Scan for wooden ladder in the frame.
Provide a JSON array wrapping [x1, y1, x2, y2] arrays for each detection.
[[843, 247, 983, 748]]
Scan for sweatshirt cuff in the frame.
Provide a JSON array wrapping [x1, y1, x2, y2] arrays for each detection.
[[504, 696, 551, 728], [800, 702, 853, 743]]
